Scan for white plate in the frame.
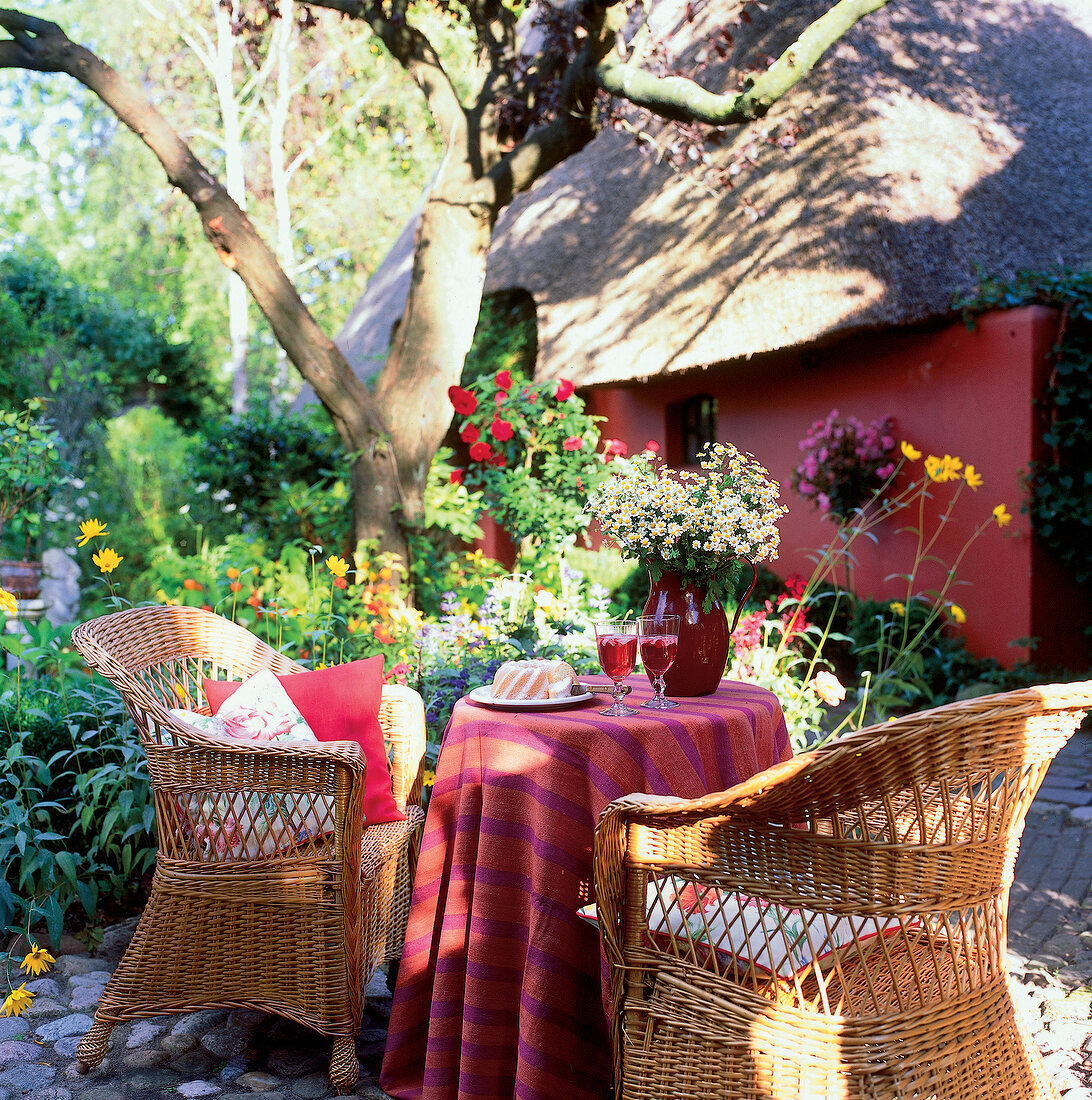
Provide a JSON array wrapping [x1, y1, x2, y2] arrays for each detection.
[[467, 685, 597, 710]]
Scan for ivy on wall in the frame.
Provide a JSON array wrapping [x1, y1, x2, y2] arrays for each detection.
[[957, 269, 1092, 588]]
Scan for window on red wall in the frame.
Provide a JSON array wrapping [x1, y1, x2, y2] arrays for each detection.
[[667, 394, 718, 465]]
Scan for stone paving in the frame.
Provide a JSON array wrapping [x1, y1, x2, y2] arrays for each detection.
[[1, 730, 1090, 1100]]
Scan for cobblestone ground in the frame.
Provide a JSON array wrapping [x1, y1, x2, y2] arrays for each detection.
[[2, 731, 1090, 1100]]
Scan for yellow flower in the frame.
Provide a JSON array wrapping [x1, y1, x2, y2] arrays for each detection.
[[948, 604, 967, 624], [925, 454, 963, 483], [92, 547, 123, 574], [422, 768, 436, 789], [20, 943, 55, 977], [890, 602, 905, 617], [963, 464, 983, 491], [993, 503, 1012, 528], [1, 984, 33, 1017], [0, 588, 16, 617], [76, 518, 108, 546], [900, 441, 922, 461], [226, 566, 240, 579], [325, 555, 350, 578]]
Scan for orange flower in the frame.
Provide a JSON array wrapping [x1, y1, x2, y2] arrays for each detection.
[[229, 580, 242, 592], [226, 567, 240, 579], [182, 578, 202, 591]]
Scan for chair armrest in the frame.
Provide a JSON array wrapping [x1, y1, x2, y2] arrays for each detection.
[[145, 707, 369, 864], [379, 684, 427, 813]]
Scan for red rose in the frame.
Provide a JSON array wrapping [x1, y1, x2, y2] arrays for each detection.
[[495, 392, 507, 404], [491, 417, 514, 441], [450, 468, 464, 485], [448, 386, 477, 415], [563, 436, 582, 451], [333, 576, 348, 589], [489, 452, 507, 467], [604, 438, 628, 457], [555, 379, 575, 401], [644, 439, 661, 453], [495, 370, 513, 391], [460, 424, 480, 444], [469, 441, 493, 462]]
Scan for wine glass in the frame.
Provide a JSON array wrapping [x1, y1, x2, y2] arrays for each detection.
[[638, 614, 680, 709], [594, 619, 640, 717]]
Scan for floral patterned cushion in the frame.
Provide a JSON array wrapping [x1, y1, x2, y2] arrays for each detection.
[[579, 876, 903, 979], [211, 669, 318, 743], [167, 708, 232, 741]]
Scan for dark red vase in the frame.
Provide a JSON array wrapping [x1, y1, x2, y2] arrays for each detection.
[[643, 561, 758, 696]]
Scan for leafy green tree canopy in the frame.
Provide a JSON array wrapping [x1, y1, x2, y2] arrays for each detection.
[[0, 247, 217, 433]]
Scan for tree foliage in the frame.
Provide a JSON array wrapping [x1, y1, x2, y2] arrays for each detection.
[[0, 248, 214, 438], [0, 0, 892, 563]]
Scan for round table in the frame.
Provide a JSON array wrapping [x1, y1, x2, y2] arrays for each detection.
[[381, 674, 791, 1100]]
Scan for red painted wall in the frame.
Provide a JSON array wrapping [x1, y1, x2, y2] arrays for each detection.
[[581, 306, 1089, 670]]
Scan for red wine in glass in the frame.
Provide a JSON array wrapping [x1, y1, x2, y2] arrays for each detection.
[[640, 635, 678, 677], [638, 614, 681, 709], [594, 620, 639, 716], [598, 634, 638, 680]]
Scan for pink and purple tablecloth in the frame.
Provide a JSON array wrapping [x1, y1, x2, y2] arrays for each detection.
[[380, 675, 791, 1100]]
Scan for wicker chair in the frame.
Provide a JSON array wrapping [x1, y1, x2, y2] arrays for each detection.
[[594, 680, 1092, 1100], [70, 605, 426, 1090]]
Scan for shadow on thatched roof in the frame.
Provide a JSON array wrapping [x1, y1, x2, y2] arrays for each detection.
[[334, 0, 1092, 390], [484, 0, 1092, 386]]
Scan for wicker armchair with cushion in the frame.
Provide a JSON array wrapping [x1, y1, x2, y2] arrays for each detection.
[[70, 605, 426, 1090], [593, 681, 1092, 1100]]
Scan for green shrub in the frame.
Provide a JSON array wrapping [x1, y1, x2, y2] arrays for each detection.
[[0, 673, 155, 946], [187, 406, 347, 545]]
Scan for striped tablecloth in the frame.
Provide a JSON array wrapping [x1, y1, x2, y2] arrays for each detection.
[[380, 675, 791, 1100]]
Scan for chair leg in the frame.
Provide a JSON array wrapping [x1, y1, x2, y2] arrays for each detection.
[[76, 1017, 115, 1072], [329, 1035, 360, 1091]]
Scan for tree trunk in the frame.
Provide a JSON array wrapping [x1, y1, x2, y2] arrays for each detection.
[[213, 0, 252, 414], [374, 167, 495, 533]]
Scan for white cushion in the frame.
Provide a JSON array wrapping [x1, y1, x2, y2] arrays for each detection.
[[579, 876, 904, 979]]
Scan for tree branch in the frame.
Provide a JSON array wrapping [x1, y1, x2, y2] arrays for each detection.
[[0, 7, 387, 452], [303, 0, 468, 149], [596, 0, 893, 124]]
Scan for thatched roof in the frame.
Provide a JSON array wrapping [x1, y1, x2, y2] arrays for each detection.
[[335, 0, 1092, 389], [483, 0, 1092, 386]]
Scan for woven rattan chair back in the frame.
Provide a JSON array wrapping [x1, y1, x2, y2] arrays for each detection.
[[594, 680, 1092, 1100], [70, 605, 426, 1090]]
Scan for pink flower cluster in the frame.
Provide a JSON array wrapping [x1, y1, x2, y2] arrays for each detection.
[[791, 410, 896, 520]]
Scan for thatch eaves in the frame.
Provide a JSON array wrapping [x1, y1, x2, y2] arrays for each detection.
[[483, 0, 1092, 387]]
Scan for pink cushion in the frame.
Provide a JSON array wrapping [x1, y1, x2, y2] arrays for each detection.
[[204, 656, 404, 824]]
